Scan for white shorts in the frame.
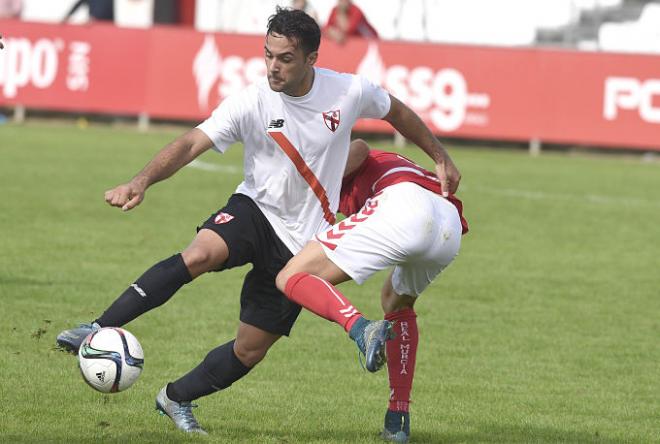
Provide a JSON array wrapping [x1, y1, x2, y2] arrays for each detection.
[[316, 182, 462, 297]]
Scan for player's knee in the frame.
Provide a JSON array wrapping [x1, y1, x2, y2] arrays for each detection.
[[381, 291, 415, 314], [276, 267, 311, 297], [182, 245, 223, 276], [275, 268, 293, 294], [233, 342, 268, 367]]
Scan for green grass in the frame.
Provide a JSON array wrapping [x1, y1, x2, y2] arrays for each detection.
[[1, 122, 659, 443]]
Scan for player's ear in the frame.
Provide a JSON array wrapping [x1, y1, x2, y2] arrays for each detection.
[[306, 50, 318, 66]]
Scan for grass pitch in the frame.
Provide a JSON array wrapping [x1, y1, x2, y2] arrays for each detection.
[[1, 122, 659, 443]]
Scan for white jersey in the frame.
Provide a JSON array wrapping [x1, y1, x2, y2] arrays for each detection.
[[197, 67, 391, 254]]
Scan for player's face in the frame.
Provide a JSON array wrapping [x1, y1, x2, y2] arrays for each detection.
[[265, 33, 317, 96]]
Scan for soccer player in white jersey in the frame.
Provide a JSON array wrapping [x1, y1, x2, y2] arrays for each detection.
[[276, 140, 469, 443], [56, 7, 461, 435]]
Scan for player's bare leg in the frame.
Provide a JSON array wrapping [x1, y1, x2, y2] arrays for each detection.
[[381, 270, 417, 443], [277, 241, 394, 372], [56, 229, 229, 352], [180, 228, 230, 278], [233, 321, 281, 367]]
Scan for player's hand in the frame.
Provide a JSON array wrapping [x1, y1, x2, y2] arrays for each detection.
[[435, 152, 461, 197], [104, 181, 146, 211]]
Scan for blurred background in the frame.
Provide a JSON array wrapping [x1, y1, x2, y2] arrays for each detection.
[[6, 0, 660, 52], [1, 0, 656, 51], [1, 0, 659, 152]]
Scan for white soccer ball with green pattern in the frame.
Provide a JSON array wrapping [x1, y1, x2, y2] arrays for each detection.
[[78, 327, 144, 393]]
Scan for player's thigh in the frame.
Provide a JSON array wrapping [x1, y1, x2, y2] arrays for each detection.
[[181, 229, 230, 278], [240, 266, 301, 338], [381, 270, 416, 314], [195, 193, 281, 273], [277, 241, 351, 291]]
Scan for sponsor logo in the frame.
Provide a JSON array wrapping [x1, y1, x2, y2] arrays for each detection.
[[268, 119, 284, 129], [604, 76, 660, 124], [191, 38, 491, 132], [96, 371, 105, 383], [322, 110, 340, 132], [400, 321, 410, 375], [0, 37, 91, 98], [193, 35, 265, 110], [356, 42, 490, 132], [130, 283, 147, 298], [214, 212, 234, 224]]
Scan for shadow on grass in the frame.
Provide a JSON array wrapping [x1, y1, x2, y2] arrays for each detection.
[[421, 423, 626, 444], [212, 422, 631, 444], [2, 421, 632, 443]]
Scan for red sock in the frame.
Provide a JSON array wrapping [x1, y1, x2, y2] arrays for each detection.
[[284, 272, 362, 333], [385, 308, 418, 413]]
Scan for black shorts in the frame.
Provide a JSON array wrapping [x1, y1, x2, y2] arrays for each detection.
[[198, 193, 301, 336]]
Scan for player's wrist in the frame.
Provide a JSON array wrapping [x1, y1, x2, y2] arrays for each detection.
[[130, 175, 150, 191]]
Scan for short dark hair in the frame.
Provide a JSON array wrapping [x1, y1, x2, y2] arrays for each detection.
[[267, 6, 321, 55]]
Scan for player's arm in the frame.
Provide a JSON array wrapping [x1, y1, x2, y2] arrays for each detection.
[[104, 128, 214, 211], [343, 139, 370, 177], [383, 95, 460, 196]]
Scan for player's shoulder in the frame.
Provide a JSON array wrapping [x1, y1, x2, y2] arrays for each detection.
[[315, 67, 364, 87]]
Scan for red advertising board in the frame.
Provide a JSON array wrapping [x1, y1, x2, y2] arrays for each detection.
[[1, 19, 659, 150]]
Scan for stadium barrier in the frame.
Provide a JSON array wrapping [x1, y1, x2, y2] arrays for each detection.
[[0, 19, 659, 151]]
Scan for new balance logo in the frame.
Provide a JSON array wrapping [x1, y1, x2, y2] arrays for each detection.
[[96, 371, 105, 383], [131, 283, 147, 298], [268, 119, 284, 129]]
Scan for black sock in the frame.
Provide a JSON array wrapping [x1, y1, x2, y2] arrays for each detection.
[[166, 340, 252, 402], [96, 254, 192, 327]]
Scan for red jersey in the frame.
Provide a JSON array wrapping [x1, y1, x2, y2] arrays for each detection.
[[325, 4, 379, 39], [339, 150, 469, 234]]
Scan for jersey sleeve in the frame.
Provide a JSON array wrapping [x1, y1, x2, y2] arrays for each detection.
[[196, 87, 254, 153], [357, 76, 391, 119]]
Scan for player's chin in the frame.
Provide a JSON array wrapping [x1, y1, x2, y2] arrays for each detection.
[[268, 79, 285, 92]]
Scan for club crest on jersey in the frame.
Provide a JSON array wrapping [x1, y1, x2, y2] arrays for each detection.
[[214, 212, 234, 224], [322, 110, 340, 132]]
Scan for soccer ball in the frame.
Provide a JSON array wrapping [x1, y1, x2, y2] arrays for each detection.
[[78, 327, 144, 393]]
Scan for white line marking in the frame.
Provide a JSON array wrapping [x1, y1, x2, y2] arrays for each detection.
[[464, 185, 660, 208], [187, 159, 241, 174]]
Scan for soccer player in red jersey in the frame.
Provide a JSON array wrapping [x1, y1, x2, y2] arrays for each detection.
[[325, 0, 378, 44], [277, 139, 468, 443]]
